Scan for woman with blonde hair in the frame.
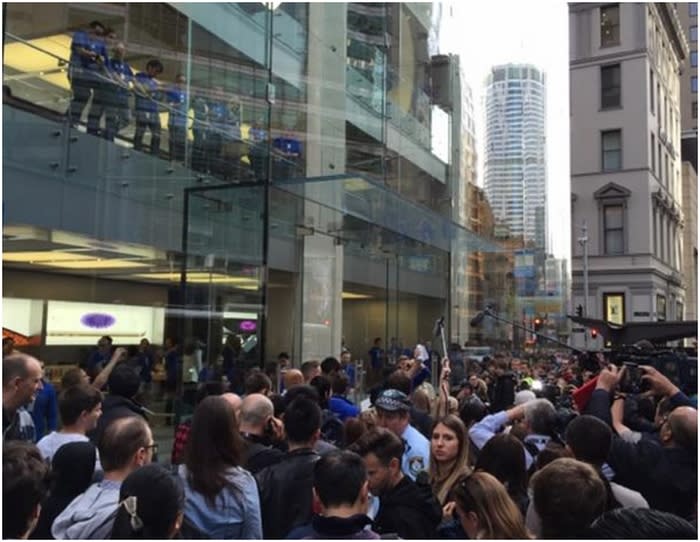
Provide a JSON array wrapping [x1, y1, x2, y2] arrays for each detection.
[[429, 414, 471, 508], [451, 471, 531, 539]]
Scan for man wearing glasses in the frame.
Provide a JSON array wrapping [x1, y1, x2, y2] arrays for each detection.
[[52, 417, 155, 539]]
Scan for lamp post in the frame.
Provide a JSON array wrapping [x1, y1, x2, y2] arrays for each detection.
[[578, 220, 589, 348]]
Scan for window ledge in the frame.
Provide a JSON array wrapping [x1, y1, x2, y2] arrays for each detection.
[[599, 105, 623, 112]]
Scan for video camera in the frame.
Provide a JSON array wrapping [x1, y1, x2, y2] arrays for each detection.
[[581, 347, 697, 396]]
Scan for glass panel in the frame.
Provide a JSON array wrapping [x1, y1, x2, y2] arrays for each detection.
[[600, 5, 620, 46], [183, 185, 266, 393], [601, 64, 620, 108], [605, 205, 623, 229], [604, 293, 624, 325], [657, 294, 667, 321], [605, 230, 624, 254]]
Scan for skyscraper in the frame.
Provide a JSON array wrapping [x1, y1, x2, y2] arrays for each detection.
[[484, 64, 547, 250]]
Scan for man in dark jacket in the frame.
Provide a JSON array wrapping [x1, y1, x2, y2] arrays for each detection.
[[587, 364, 697, 520], [489, 357, 516, 413], [303, 450, 381, 539], [89, 364, 147, 446], [239, 393, 284, 474], [255, 396, 321, 539], [350, 428, 442, 539]]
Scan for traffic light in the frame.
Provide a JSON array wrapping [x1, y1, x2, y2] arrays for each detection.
[[576, 304, 583, 317], [591, 328, 598, 339], [533, 317, 542, 331]]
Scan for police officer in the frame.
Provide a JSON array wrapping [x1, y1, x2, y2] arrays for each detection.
[[374, 389, 430, 481]]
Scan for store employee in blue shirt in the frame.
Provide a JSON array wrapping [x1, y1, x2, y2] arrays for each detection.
[[167, 74, 189, 161], [102, 42, 133, 141], [68, 21, 108, 132], [133, 59, 164, 155]]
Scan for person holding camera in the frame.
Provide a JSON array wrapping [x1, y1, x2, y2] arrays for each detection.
[[587, 364, 697, 521], [238, 393, 285, 474]]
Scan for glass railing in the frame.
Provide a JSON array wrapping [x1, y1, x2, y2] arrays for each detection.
[[3, 31, 305, 188], [345, 51, 432, 153]]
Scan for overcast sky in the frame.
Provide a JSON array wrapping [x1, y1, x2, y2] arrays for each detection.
[[442, 0, 571, 261]]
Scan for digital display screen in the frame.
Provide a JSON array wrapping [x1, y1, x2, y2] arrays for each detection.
[[45, 300, 165, 345]]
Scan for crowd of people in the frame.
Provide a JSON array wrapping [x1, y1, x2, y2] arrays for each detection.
[[55, 20, 302, 182], [2, 332, 698, 539]]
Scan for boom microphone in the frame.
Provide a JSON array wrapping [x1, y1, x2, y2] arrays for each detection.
[[433, 316, 445, 337], [470, 311, 486, 327]]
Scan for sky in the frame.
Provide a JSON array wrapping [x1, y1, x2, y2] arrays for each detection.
[[441, 0, 571, 261]]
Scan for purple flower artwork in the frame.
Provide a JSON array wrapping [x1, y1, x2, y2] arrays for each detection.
[[81, 313, 116, 329]]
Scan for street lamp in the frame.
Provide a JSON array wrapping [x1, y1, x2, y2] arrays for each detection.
[[578, 220, 589, 348]]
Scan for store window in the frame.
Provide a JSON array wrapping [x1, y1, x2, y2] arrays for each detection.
[[657, 294, 667, 321], [601, 64, 621, 108], [600, 4, 620, 47], [602, 129, 622, 171], [603, 293, 625, 325]]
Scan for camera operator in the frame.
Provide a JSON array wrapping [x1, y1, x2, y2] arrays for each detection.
[[586, 365, 697, 521]]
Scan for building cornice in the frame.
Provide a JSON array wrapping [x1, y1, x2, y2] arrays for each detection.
[[570, 48, 649, 68], [571, 167, 652, 178], [655, 3, 689, 62]]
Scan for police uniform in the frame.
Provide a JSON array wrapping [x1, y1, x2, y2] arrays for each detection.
[[401, 423, 430, 481], [375, 389, 430, 481]]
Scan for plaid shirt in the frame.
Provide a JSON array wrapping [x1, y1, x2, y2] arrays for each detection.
[[171, 420, 192, 465]]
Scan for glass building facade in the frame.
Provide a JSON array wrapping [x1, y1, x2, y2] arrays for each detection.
[[3, 2, 506, 390]]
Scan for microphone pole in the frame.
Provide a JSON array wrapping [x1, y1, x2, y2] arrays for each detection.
[[476, 307, 586, 355]]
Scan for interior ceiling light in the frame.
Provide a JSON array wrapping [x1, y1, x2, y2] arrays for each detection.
[[36, 259, 150, 269], [342, 291, 373, 299], [4, 34, 72, 90], [3, 251, 95, 263], [343, 177, 372, 192], [130, 272, 260, 285]]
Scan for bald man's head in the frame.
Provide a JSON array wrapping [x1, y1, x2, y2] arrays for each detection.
[[3, 354, 43, 410], [668, 406, 697, 453], [221, 393, 242, 420], [240, 393, 274, 428], [284, 369, 304, 389]]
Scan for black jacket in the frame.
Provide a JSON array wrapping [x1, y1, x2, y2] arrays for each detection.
[[242, 433, 285, 474], [255, 447, 320, 539], [373, 475, 442, 539], [89, 394, 147, 445], [410, 407, 434, 440], [587, 389, 697, 520], [489, 372, 516, 412]]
